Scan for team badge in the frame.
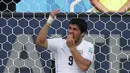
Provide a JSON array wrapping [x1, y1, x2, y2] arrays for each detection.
[[88, 47, 93, 54]]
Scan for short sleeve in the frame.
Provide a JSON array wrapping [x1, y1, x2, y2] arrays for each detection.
[[83, 43, 94, 62], [47, 38, 62, 53]]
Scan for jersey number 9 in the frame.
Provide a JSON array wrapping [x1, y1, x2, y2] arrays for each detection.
[[68, 56, 73, 66]]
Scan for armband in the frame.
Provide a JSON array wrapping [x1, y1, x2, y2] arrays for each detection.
[[46, 15, 54, 24]]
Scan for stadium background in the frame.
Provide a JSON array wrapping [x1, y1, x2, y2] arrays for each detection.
[[0, 0, 130, 73]]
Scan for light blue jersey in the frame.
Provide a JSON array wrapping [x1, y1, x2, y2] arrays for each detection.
[[16, 0, 93, 12], [16, 0, 47, 12]]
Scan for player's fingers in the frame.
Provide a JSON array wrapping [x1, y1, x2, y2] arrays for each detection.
[[69, 33, 74, 38], [54, 9, 60, 14], [50, 9, 60, 18], [68, 34, 74, 41]]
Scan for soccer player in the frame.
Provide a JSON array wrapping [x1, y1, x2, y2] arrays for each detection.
[[36, 9, 94, 73]]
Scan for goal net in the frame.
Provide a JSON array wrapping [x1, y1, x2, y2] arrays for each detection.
[[0, 12, 130, 73]]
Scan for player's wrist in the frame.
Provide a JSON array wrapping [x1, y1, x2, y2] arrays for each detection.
[[69, 46, 76, 51], [46, 15, 55, 24]]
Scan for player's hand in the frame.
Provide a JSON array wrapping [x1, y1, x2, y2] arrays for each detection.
[[66, 34, 76, 49], [50, 9, 60, 19], [109, 10, 117, 12]]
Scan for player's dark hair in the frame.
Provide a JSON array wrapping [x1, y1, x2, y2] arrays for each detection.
[[69, 18, 87, 33]]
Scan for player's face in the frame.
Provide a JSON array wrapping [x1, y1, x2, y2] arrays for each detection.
[[68, 24, 84, 43]]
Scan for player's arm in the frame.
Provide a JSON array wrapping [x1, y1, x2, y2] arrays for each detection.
[[70, 47, 92, 71], [67, 34, 93, 72], [91, 0, 109, 12], [118, 0, 130, 12], [36, 9, 60, 49]]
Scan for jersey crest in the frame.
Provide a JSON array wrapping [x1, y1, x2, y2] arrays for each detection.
[[88, 47, 93, 54]]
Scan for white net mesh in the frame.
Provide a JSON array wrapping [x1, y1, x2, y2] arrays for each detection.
[[0, 13, 130, 73], [16, 0, 93, 12], [1, 0, 130, 13], [0, 0, 130, 73]]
